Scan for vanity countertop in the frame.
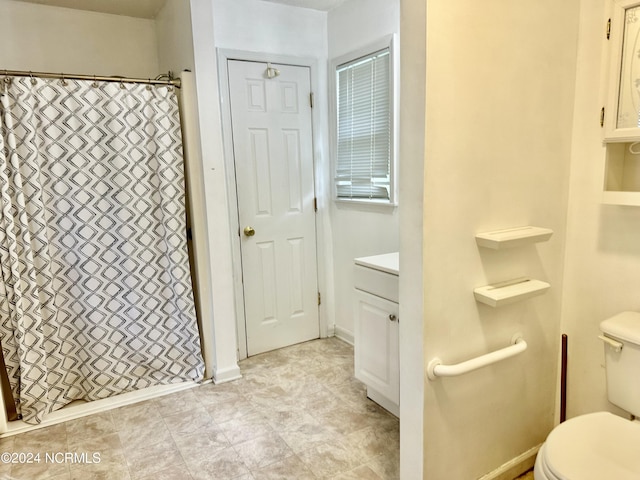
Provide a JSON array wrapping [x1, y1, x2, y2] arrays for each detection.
[[354, 252, 399, 275]]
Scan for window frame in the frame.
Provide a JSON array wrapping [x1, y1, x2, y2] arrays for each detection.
[[330, 35, 398, 207]]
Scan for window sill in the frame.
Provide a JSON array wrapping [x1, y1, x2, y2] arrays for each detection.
[[334, 198, 398, 212]]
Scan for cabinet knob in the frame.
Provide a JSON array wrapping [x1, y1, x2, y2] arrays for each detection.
[[389, 314, 397, 322]]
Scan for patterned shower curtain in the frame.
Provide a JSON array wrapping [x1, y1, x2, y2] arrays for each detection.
[[0, 75, 204, 424]]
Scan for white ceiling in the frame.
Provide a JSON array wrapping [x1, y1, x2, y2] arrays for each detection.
[[259, 0, 345, 11], [10, 0, 346, 18], [10, 0, 169, 18]]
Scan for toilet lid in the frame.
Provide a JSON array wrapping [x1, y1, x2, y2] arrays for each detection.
[[544, 412, 640, 480]]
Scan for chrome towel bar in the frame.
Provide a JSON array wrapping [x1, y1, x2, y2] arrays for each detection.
[[427, 334, 527, 380]]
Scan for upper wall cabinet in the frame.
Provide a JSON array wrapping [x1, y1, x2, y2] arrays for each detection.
[[603, 1, 640, 205], [605, 0, 640, 142]]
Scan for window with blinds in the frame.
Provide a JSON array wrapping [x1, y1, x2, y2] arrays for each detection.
[[335, 48, 392, 201]]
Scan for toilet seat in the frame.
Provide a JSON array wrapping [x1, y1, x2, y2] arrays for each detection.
[[535, 444, 561, 480], [538, 412, 640, 480]]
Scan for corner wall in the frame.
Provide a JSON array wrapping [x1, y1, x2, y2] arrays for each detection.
[[186, 0, 242, 382], [154, 0, 222, 381], [561, 0, 640, 419], [209, 0, 331, 349], [398, 0, 426, 476], [0, 0, 158, 77], [327, 0, 400, 341], [212, 0, 327, 56], [422, 1, 580, 478], [155, 0, 195, 75]]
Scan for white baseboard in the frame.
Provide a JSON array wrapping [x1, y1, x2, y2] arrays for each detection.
[[477, 445, 540, 480], [213, 365, 242, 384], [367, 386, 399, 417], [334, 326, 354, 345], [0, 380, 210, 438]]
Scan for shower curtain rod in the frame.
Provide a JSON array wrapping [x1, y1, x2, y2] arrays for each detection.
[[1, 69, 181, 88]]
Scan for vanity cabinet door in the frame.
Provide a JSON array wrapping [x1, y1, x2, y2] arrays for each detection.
[[354, 289, 399, 405]]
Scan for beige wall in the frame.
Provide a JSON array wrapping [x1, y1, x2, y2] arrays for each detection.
[[212, 0, 327, 56], [0, 0, 158, 77], [4, 1, 624, 477], [327, 0, 400, 342], [420, 1, 580, 478], [398, 0, 426, 476], [562, 0, 640, 419], [155, 0, 195, 75]]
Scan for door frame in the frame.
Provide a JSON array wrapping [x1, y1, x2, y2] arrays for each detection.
[[217, 49, 331, 360]]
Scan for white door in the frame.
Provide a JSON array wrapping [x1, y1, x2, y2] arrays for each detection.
[[228, 60, 319, 356]]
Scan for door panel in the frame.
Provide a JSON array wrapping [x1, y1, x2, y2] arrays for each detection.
[[354, 289, 400, 404], [228, 60, 319, 356]]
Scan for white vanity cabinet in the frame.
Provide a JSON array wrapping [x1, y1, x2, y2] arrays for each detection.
[[353, 252, 399, 417]]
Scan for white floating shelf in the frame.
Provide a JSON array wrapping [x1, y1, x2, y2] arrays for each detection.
[[475, 226, 553, 249], [474, 278, 550, 307], [602, 191, 640, 206]]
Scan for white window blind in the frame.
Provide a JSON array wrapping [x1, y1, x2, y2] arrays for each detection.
[[336, 48, 391, 201]]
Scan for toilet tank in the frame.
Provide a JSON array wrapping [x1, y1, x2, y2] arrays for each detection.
[[600, 311, 640, 417]]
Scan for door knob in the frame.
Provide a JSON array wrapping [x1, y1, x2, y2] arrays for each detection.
[[389, 314, 397, 322], [243, 226, 256, 237]]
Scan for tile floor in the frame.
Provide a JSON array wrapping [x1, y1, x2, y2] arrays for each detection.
[[0, 337, 399, 480], [515, 471, 534, 480]]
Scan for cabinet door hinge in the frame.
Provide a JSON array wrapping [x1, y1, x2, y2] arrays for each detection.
[[310, 92, 314, 108], [314, 196, 318, 212], [318, 292, 321, 305], [601, 107, 605, 127], [606, 18, 611, 40]]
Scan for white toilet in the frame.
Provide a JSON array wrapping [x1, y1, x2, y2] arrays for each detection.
[[534, 311, 640, 479]]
